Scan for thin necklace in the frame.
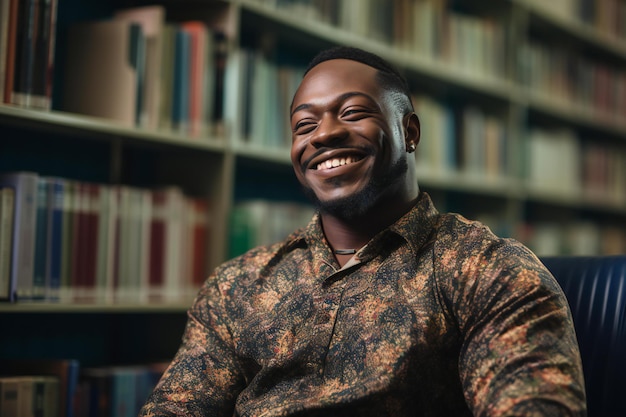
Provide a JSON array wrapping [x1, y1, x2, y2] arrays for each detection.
[[334, 248, 357, 255]]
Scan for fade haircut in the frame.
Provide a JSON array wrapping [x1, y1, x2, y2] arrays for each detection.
[[303, 46, 414, 114]]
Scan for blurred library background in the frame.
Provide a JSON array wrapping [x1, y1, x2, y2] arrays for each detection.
[[0, 0, 625, 415]]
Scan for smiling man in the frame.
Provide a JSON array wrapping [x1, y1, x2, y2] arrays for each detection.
[[140, 47, 586, 417]]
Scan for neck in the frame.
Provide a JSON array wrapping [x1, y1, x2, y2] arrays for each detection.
[[321, 194, 419, 255]]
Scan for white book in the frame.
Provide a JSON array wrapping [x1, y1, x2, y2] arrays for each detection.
[[115, 5, 166, 130], [0, 171, 39, 301]]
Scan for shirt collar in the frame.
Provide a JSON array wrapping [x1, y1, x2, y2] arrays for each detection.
[[284, 192, 440, 267]]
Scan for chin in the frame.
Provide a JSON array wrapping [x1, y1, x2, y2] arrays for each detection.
[[303, 158, 409, 221]]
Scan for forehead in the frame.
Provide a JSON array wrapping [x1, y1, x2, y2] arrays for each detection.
[[292, 59, 382, 110]]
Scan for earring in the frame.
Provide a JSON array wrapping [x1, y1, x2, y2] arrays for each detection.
[[406, 142, 416, 153]]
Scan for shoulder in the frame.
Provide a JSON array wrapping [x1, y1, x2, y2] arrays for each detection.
[[431, 212, 540, 273], [206, 227, 308, 298], [430, 213, 556, 302]]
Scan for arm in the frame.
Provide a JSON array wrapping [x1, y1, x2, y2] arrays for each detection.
[[140, 277, 246, 417], [449, 242, 586, 416]]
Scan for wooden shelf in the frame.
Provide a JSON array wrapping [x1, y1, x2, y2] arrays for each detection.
[[0, 104, 227, 153]]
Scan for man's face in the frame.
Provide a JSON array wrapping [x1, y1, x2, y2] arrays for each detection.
[[290, 59, 411, 219]]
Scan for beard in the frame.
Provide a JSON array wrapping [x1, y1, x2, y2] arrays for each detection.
[[302, 157, 409, 221]]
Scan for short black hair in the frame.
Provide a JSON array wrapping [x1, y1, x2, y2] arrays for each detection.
[[304, 46, 414, 113]]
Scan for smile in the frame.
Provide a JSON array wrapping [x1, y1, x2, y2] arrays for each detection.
[[316, 155, 363, 171]]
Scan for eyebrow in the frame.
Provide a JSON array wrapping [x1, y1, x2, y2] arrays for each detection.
[[290, 91, 376, 117]]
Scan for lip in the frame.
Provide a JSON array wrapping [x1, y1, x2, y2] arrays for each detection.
[[305, 148, 370, 172]]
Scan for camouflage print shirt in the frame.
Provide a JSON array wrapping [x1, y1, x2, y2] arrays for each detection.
[[140, 192, 586, 417]]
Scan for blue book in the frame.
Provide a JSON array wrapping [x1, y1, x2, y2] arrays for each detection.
[[128, 23, 146, 126], [111, 368, 137, 417], [33, 177, 49, 299], [172, 28, 190, 133], [45, 177, 65, 301], [64, 359, 80, 417]]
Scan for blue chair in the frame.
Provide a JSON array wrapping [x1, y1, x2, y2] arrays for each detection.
[[541, 256, 626, 417]]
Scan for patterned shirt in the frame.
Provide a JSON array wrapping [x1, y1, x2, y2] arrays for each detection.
[[140, 192, 586, 417]]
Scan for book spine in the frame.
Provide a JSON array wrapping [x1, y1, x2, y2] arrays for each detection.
[[0, 0, 12, 101], [28, 0, 56, 110], [0, 172, 38, 301], [172, 28, 190, 134], [11, 0, 38, 107], [0, 188, 15, 300], [45, 177, 64, 301], [33, 177, 48, 299], [128, 23, 146, 126], [2, 0, 19, 103]]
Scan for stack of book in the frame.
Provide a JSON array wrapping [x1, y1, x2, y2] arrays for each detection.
[[254, 0, 506, 80], [0, 0, 59, 110], [516, 221, 626, 256], [519, 40, 626, 124], [412, 94, 508, 182], [236, 48, 306, 148], [0, 359, 168, 417], [62, 5, 227, 136], [0, 172, 211, 303]]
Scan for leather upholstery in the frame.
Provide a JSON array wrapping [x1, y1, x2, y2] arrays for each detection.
[[541, 256, 626, 417]]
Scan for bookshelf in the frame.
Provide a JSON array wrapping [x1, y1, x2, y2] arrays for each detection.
[[1, 0, 626, 410]]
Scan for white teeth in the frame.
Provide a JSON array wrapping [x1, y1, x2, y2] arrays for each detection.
[[316, 156, 359, 171]]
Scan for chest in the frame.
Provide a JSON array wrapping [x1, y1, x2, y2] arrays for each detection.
[[232, 250, 460, 382]]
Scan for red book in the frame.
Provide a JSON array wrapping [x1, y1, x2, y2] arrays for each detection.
[[148, 190, 167, 295], [2, 0, 19, 103], [82, 183, 100, 300], [189, 198, 210, 288], [180, 21, 209, 136], [70, 182, 86, 300]]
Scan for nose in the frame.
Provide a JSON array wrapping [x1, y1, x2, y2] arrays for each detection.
[[309, 114, 348, 148]]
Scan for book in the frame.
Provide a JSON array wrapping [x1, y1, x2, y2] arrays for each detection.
[[187, 198, 210, 289], [33, 176, 49, 299], [0, 171, 38, 301], [73, 183, 100, 302], [59, 180, 76, 301], [114, 186, 151, 302], [158, 23, 177, 131], [94, 184, 117, 302], [212, 31, 227, 136], [148, 186, 185, 301], [63, 20, 145, 126], [0, 0, 12, 101], [0, 187, 14, 300], [10, 0, 57, 109], [1, 0, 19, 104], [180, 20, 213, 137], [11, 0, 37, 107], [115, 5, 166, 129], [172, 28, 191, 134], [78, 364, 165, 417], [0, 359, 79, 417], [44, 177, 65, 301], [0, 375, 59, 417]]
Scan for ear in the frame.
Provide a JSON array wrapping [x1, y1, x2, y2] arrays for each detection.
[[403, 112, 420, 153]]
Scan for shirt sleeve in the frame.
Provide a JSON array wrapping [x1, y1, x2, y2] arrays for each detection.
[[445, 239, 587, 416], [139, 275, 245, 417]]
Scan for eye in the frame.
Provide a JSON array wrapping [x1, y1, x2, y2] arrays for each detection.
[[293, 119, 317, 135], [341, 107, 369, 120]]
